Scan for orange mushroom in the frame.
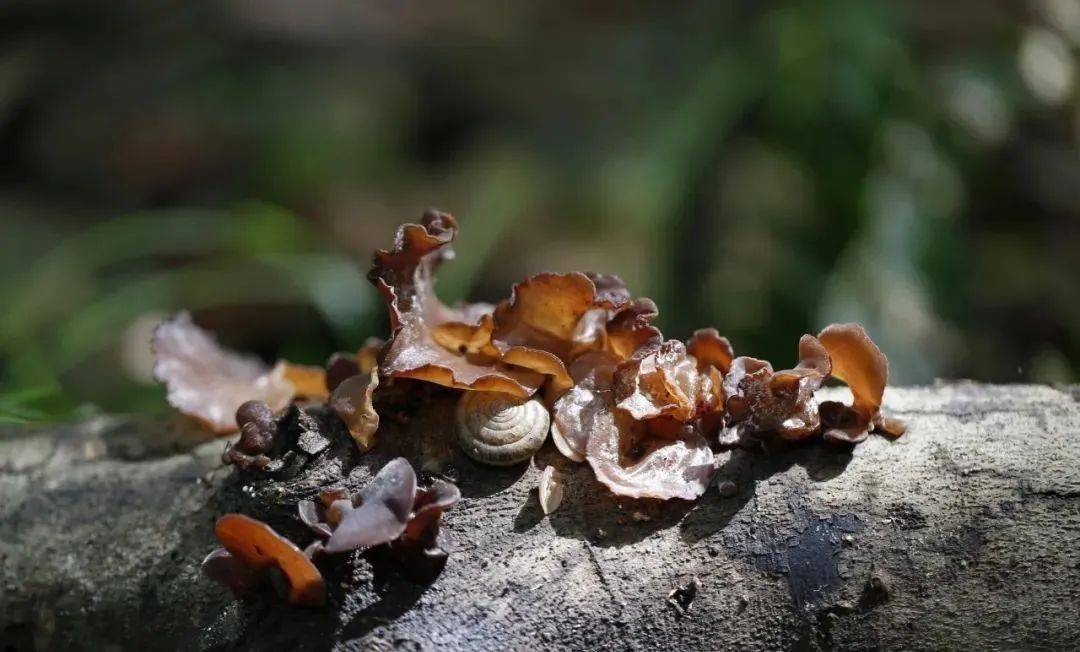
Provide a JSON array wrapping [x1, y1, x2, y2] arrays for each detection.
[[816, 323, 902, 442], [686, 328, 735, 375], [212, 514, 326, 607], [723, 335, 831, 441], [817, 324, 887, 423]]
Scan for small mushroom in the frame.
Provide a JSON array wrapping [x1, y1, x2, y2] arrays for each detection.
[[209, 513, 326, 606], [324, 457, 417, 553], [222, 400, 278, 470], [455, 391, 550, 466], [550, 351, 620, 462], [310, 458, 460, 583], [329, 367, 380, 451], [538, 466, 565, 515], [817, 323, 904, 441], [403, 478, 461, 544]]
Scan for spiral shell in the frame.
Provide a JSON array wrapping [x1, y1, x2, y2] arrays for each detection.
[[455, 391, 550, 466]]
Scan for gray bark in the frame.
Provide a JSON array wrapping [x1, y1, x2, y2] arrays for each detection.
[[1, 383, 1079, 651]]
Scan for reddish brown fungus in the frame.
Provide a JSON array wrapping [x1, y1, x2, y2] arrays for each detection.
[[488, 272, 631, 395], [723, 335, 831, 441], [817, 323, 898, 441], [310, 458, 460, 566], [585, 394, 715, 500], [222, 400, 278, 470], [551, 351, 621, 462], [369, 210, 545, 398], [329, 367, 380, 451], [613, 340, 716, 423], [211, 514, 326, 607], [686, 328, 735, 375], [402, 478, 461, 544], [817, 324, 887, 421]]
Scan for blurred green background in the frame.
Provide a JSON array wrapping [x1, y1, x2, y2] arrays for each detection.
[[1, 0, 1078, 423]]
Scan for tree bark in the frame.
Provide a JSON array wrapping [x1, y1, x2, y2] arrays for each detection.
[[1, 383, 1079, 651]]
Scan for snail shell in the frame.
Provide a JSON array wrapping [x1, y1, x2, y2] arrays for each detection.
[[455, 391, 550, 466]]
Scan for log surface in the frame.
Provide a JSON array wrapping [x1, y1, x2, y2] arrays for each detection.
[[1, 383, 1079, 651]]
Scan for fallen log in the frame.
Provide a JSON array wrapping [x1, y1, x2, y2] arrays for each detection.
[[1, 383, 1078, 650]]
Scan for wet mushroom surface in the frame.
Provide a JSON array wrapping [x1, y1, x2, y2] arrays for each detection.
[[148, 210, 910, 616]]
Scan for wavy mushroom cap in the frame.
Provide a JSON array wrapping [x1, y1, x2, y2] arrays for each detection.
[[151, 312, 294, 433], [403, 479, 462, 543], [214, 514, 326, 607], [324, 457, 417, 553], [817, 323, 888, 420], [329, 367, 381, 450], [686, 328, 735, 375]]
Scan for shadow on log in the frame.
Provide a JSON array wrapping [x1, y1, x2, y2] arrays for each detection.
[[1, 383, 1079, 650]]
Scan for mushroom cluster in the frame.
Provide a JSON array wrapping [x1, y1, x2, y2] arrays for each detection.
[[357, 211, 905, 500], [156, 210, 905, 498], [155, 210, 907, 605], [202, 457, 458, 604]]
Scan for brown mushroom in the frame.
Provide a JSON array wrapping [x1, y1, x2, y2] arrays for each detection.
[[222, 400, 278, 470], [723, 335, 831, 441], [816, 323, 901, 441], [211, 514, 326, 607], [686, 328, 735, 375], [604, 298, 663, 360], [550, 351, 621, 462], [309, 457, 460, 579], [402, 478, 461, 544], [324, 457, 418, 553], [552, 347, 715, 499], [151, 312, 294, 434], [329, 367, 380, 451], [817, 323, 887, 422], [613, 340, 717, 423], [585, 392, 715, 500], [487, 272, 632, 395], [369, 211, 545, 398]]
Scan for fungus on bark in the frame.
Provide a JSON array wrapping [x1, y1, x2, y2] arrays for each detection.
[[151, 312, 295, 434], [369, 210, 546, 398], [221, 400, 278, 469], [297, 458, 461, 580], [550, 347, 715, 499], [723, 335, 832, 441], [613, 340, 717, 423], [816, 323, 904, 443], [203, 513, 326, 607], [329, 367, 380, 451]]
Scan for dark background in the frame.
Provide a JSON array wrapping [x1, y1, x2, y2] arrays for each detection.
[[1, 0, 1078, 422]]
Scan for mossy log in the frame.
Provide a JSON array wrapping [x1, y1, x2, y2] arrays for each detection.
[[2, 383, 1079, 651]]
